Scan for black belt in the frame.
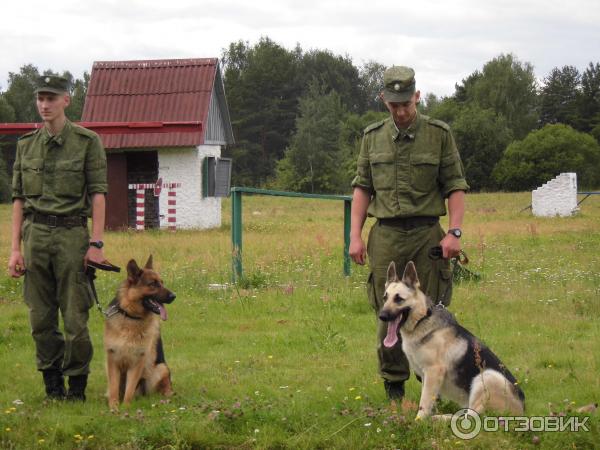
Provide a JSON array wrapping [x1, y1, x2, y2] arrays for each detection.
[[31, 213, 87, 228], [378, 216, 439, 230]]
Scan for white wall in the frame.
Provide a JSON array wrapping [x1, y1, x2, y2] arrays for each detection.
[[157, 145, 222, 229], [532, 172, 578, 217]]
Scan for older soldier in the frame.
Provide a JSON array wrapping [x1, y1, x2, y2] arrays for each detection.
[[349, 66, 469, 401], [8, 75, 108, 401]]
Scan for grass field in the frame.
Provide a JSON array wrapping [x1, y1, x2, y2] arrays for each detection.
[[0, 192, 599, 449]]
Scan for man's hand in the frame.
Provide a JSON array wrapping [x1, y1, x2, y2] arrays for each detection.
[[84, 246, 106, 268], [8, 250, 26, 278], [439, 233, 461, 259], [350, 236, 367, 265]]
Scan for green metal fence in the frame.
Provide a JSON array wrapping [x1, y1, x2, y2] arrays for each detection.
[[231, 187, 352, 282]]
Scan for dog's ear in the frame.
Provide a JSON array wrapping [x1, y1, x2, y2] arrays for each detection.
[[386, 261, 398, 283], [144, 255, 153, 270], [127, 259, 142, 284], [402, 261, 419, 288]]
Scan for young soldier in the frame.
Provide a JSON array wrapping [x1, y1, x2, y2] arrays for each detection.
[[8, 75, 108, 401], [349, 66, 469, 400]]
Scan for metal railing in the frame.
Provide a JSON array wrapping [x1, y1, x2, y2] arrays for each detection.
[[231, 187, 352, 282]]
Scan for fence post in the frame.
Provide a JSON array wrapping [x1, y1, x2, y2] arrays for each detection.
[[231, 189, 243, 282], [343, 199, 351, 276]]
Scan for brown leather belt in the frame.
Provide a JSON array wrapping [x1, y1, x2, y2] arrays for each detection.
[[31, 213, 87, 228], [378, 216, 439, 230]]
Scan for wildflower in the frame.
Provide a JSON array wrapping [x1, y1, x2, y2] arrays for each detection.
[[5, 428, 11, 432], [88, 435, 95, 440], [38, 439, 45, 444], [355, 396, 362, 400], [349, 387, 356, 391], [268, 355, 273, 359], [254, 429, 260, 434], [364, 422, 372, 427], [376, 427, 382, 433]]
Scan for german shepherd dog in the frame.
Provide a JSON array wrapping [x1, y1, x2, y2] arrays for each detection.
[[104, 256, 176, 410], [379, 261, 524, 420]]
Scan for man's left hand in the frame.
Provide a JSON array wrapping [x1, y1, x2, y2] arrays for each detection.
[[439, 234, 461, 259], [84, 246, 106, 268]]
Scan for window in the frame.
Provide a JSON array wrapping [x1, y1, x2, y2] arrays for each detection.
[[202, 156, 232, 197]]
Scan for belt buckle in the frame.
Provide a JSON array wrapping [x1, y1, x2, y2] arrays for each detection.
[[47, 215, 58, 228]]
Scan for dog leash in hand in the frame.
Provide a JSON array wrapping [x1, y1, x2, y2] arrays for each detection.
[[428, 246, 471, 307], [85, 260, 121, 317]]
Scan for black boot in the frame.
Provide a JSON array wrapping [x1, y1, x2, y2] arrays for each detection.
[[42, 370, 66, 400], [384, 380, 405, 400], [66, 375, 87, 402]]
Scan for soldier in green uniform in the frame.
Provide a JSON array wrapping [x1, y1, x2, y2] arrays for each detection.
[[349, 66, 469, 400], [7, 75, 108, 401]]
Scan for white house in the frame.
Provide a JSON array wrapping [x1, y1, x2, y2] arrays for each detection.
[[82, 58, 234, 230]]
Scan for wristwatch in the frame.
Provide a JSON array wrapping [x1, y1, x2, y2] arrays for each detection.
[[447, 229, 462, 239], [89, 241, 104, 249]]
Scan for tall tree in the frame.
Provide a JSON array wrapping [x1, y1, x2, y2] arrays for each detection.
[[461, 54, 538, 139], [451, 105, 513, 191], [579, 62, 600, 132], [222, 38, 301, 186], [4, 64, 40, 122], [539, 66, 580, 128], [358, 60, 387, 112], [297, 50, 363, 113], [66, 71, 89, 121], [275, 82, 346, 193]]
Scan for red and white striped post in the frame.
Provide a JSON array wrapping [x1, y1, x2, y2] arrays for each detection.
[[135, 188, 145, 230], [128, 181, 181, 231], [168, 188, 177, 230]]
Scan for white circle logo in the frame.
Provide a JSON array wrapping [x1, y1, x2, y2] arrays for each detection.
[[451, 408, 482, 440]]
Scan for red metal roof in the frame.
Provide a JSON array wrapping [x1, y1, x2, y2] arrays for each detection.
[[82, 58, 218, 149]]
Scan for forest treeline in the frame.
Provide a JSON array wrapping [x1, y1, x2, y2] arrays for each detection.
[[1, 37, 599, 202]]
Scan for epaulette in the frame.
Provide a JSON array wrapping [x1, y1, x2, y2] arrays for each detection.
[[426, 116, 450, 131], [72, 123, 99, 139], [363, 120, 386, 134], [17, 129, 40, 140]]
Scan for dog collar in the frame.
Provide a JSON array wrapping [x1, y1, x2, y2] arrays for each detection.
[[414, 307, 433, 329], [105, 304, 143, 320]]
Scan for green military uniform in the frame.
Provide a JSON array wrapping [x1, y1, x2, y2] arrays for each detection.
[[351, 67, 468, 384], [12, 77, 107, 379]]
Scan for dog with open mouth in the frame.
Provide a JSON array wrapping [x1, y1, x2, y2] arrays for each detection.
[[379, 260, 524, 420], [103, 255, 175, 410]]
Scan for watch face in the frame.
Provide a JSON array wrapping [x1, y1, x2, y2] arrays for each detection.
[[450, 229, 462, 238]]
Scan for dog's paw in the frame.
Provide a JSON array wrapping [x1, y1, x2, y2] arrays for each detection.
[[431, 414, 453, 421]]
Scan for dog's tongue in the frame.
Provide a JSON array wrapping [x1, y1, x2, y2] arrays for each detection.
[[383, 315, 401, 348], [158, 303, 167, 321]]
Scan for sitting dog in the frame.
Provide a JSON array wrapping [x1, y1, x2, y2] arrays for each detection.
[[379, 261, 524, 420], [104, 256, 175, 410]]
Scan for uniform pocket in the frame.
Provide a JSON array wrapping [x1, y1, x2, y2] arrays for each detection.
[[437, 266, 453, 306], [21, 158, 44, 196], [366, 272, 379, 312], [76, 271, 94, 310], [55, 159, 85, 197], [410, 153, 439, 193], [370, 153, 395, 191]]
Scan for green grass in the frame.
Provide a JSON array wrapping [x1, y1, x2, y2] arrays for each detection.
[[0, 192, 599, 449]]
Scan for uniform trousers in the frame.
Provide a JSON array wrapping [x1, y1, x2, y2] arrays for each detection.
[[22, 218, 93, 376]]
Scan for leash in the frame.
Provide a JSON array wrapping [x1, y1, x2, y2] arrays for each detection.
[[428, 246, 479, 306], [84, 260, 121, 317]]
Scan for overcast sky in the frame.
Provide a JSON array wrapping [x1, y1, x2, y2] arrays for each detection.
[[1, 0, 599, 98]]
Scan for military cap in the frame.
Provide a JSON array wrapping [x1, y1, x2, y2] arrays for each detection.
[[34, 75, 70, 94], [382, 66, 416, 102]]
